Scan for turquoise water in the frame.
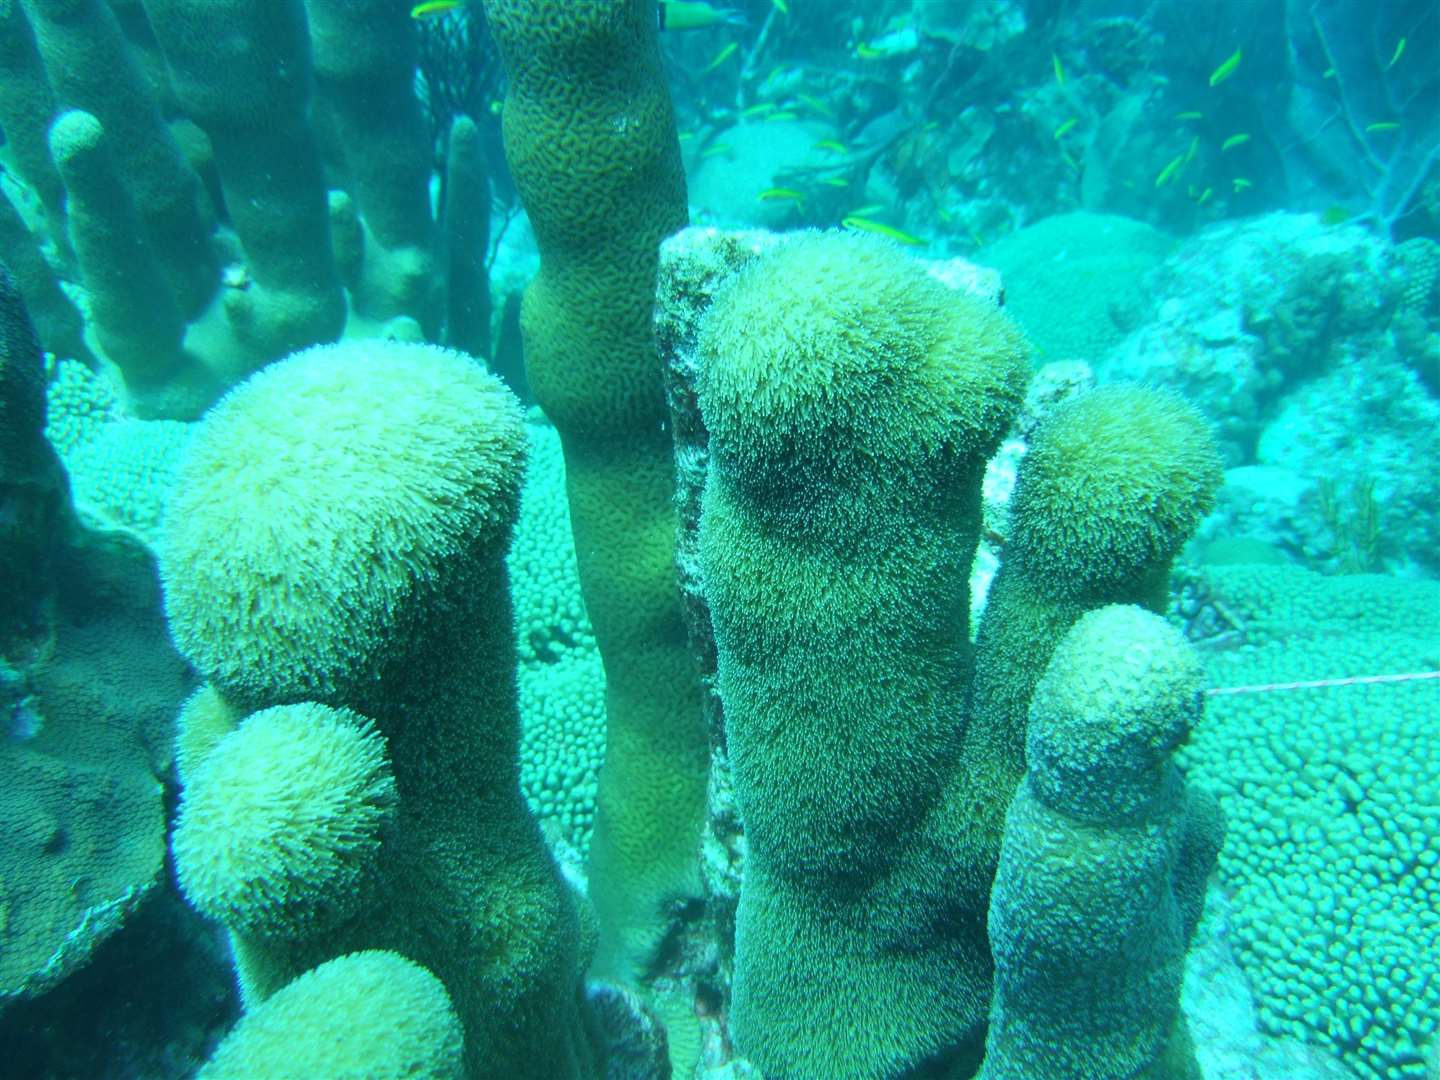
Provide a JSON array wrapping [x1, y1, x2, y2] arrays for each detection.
[[0, 2, 1436, 1078]]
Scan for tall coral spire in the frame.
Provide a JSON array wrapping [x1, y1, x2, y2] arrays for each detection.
[[486, 0, 711, 996]]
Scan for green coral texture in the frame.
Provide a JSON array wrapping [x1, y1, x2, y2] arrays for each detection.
[[1182, 563, 1440, 1080], [198, 950, 465, 1080], [487, 0, 709, 984], [981, 604, 1219, 1080], [697, 227, 1221, 1078], [510, 415, 605, 856], [160, 339, 594, 1078]]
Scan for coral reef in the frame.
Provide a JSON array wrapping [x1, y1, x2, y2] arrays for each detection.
[[1100, 212, 1439, 577], [696, 227, 1220, 1077], [977, 210, 1174, 361], [1, 3, 1435, 1078]]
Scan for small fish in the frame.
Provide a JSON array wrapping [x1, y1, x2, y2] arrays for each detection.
[[757, 187, 805, 202], [814, 139, 848, 154], [1183, 134, 1200, 164], [841, 216, 926, 246], [677, 130, 697, 141], [1232, 177, 1252, 192], [848, 203, 885, 217], [740, 103, 776, 119], [1053, 117, 1078, 139], [1221, 133, 1250, 152], [702, 41, 739, 75], [797, 94, 836, 119], [819, 177, 850, 187], [660, 2, 747, 31], [1323, 66, 1336, 78], [773, 0, 789, 12], [1209, 47, 1242, 87], [765, 110, 799, 122], [1176, 111, 1204, 121], [700, 143, 733, 159], [1155, 154, 1185, 188], [1366, 121, 1400, 133], [1052, 53, 1065, 86], [410, 0, 460, 19], [1196, 186, 1213, 205], [856, 43, 886, 60], [1319, 205, 1353, 226], [1387, 37, 1406, 69], [1059, 149, 1081, 171]]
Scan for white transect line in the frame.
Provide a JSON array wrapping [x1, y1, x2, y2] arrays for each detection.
[[1205, 671, 1440, 696]]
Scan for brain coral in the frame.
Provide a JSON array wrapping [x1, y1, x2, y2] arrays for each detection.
[[199, 950, 463, 1080], [977, 211, 1174, 361], [1181, 563, 1440, 1080]]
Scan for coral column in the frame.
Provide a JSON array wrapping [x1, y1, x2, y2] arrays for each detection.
[[697, 230, 1029, 1077], [485, 0, 710, 987]]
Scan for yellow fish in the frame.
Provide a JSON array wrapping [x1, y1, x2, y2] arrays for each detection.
[[757, 187, 805, 202], [740, 103, 776, 119], [1155, 154, 1185, 188], [814, 139, 849, 154], [1366, 121, 1400, 133], [1052, 53, 1065, 86], [1387, 37, 1406, 70], [702, 41, 739, 75], [841, 216, 926, 246], [797, 94, 836, 119], [773, 0, 788, 12], [1221, 133, 1250, 152], [1053, 117, 1078, 139], [1232, 177, 1253, 192], [1176, 111, 1204, 121], [410, 0, 460, 19], [1209, 47, 1242, 87], [819, 177, 850, 187], [701, 143, 733, 159]]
